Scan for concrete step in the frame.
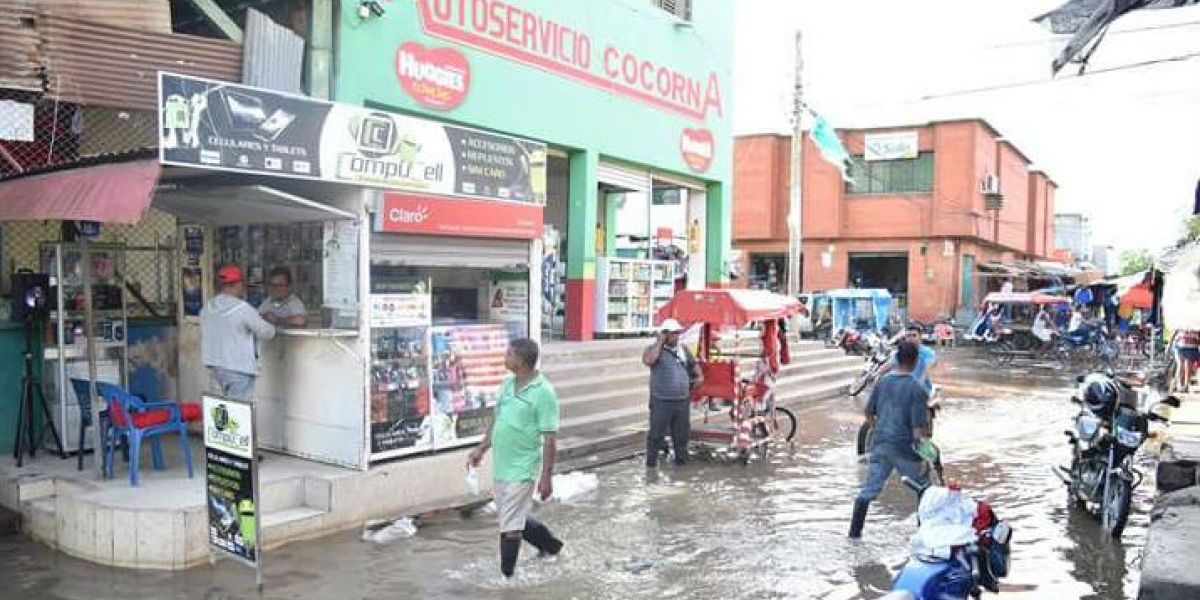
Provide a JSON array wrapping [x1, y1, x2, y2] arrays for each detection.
[[262, 506, 328, 549], [261, 476, 333, 514], [22, 497, 57, 547]]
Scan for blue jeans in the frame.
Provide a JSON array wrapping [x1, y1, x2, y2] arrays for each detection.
[[857, 447, 929, 503], [210, 367, 256, 400]]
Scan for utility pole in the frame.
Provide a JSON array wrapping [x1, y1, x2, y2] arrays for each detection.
[[786, 30, 804, 297]]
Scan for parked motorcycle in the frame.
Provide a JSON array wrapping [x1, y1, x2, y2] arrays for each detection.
[[1054, 372, 1180, 538], [833, 327, 879, 356], [1053, 321, 1119, 369], [848, 337, 892, 396], [880, 477, 1013, 600]]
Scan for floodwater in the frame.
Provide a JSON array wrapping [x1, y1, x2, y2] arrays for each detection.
[[0, 358, 1161, 600]]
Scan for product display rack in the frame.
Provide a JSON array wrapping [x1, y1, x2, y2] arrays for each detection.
[[39, 242, 129, 454], [594, 257, 675, 334]]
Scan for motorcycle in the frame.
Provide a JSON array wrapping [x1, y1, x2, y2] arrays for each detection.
[[848, 337, 891, 397], [880, 477, 1013, 600], [833, 326, 879, 356], [1054, 321, 1119, 369], [1054, 372, 1180, 538]]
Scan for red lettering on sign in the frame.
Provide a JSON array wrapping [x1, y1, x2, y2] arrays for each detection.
[[379, 193, 544, 239], [415, 0, 724, 122]]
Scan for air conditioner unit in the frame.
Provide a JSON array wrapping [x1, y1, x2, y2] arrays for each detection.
[[981, 174, 1000, 195]]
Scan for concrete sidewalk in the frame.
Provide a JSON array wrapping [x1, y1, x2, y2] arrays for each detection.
[[1138, 391, 1200, 600]]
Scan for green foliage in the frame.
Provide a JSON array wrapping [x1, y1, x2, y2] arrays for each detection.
[[1118, 249, 1154, 276]]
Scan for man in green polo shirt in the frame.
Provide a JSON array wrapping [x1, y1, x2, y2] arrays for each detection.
[[467, 338, 563, 580]]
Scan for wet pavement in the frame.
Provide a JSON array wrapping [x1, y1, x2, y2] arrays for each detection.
[[0, 356, 1163, 600]]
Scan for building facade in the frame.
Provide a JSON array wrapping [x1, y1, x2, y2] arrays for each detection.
[[1055, 213, 1093, 264], [733, 119, 1057, 321], [335, 0, 734, 340]]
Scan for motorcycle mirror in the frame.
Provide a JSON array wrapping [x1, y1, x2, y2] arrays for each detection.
[[1162, 396, 1183, 408], [1075, 375, 1086, 384], [1070, 396, 1082, 404]]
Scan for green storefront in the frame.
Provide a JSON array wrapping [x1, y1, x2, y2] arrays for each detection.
[[336, 0, 733, 340]]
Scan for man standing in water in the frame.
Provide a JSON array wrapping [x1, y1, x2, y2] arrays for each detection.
[[643, 318, 703, 468], [850, 341, 932, 539], [467, 338, 563, 580]]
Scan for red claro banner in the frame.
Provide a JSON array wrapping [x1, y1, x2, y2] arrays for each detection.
[[395, 41, 471, 110], [680, 128, 714, 173], [379, 193, 543, 239]]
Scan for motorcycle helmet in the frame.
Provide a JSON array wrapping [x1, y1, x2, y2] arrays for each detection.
[[1081, 373, 1120, 418]]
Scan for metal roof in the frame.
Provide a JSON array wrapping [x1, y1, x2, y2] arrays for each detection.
[[0, 5, 41, 91], [39, 16, 242, 111]]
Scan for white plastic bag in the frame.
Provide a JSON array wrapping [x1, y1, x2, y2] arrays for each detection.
[[465, 465, 481, 497], [909, 486, 978, 560], [534, 471, 599, 503], [362, 517, 418, 544]]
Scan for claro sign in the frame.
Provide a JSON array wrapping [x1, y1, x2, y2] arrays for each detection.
[[414, 0, 723, 122], [378, 192, 543, 239]]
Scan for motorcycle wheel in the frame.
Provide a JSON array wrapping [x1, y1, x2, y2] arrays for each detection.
[[1066, 454, 1087, 509], [856, 421, 876, 457], [848, 371, 872, 397], [1101, 475, 1133, 539]]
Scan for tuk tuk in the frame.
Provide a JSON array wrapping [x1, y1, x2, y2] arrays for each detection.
[[655, 289, 804, 464], [973, 291, 1071, 351]]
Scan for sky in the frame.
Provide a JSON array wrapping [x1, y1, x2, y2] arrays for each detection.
[[732, 0, 1200, 256]]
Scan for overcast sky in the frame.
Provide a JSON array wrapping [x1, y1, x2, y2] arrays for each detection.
[[732, 0, 1200, 256]]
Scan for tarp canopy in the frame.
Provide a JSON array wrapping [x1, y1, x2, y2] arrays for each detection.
[[1035, 0, 1200, 74], [826, 288, 892, 333], [1163, 243, 1200, 329], [656, 289, 802, 327], [0, 158, 160, 223]]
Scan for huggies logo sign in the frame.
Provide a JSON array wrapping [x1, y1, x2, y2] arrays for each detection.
[[681, 128, 714, 173], [396, 42, 471, 111]]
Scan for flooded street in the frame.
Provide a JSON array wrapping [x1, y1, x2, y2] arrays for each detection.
[[0, 361, 1160, 600]]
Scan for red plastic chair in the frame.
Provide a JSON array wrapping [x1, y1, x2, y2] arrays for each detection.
[[95, 382, 194, 486]]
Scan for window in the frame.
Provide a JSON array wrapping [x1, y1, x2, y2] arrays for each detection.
[[651, 0, 692, 21], [846, 152, 934, 194]]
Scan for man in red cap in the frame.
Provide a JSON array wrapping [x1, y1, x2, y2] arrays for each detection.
[[201, 265, 276, 399]]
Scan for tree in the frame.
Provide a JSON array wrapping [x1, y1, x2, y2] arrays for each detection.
[[1118, 249, 1153, 276], [1177, 215, 1200, 248]]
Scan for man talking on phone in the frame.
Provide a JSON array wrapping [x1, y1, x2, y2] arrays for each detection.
[[642, 319, 703, 468]]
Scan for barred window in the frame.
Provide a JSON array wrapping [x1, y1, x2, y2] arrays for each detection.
[[846, 153, 935, 195], [651, 0, 692, 21]]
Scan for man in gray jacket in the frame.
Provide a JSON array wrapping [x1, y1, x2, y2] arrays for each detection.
[[642, 318, 702, 468], [201, 265, 276, 400]]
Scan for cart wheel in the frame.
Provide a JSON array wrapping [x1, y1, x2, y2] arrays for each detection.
[[772, 407, 798, 443]]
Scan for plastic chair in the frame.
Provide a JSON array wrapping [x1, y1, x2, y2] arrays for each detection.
[[95, 382, 194, 486], [69, 378, 113, 472]]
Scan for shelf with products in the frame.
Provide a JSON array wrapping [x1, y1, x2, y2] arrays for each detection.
[[594, 257, 675, 335]]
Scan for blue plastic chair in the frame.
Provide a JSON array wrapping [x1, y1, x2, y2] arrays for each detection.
[[68, 378, 117, 473], [95, 382, 194, 486]]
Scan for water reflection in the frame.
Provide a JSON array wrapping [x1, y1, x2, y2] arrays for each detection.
[[0, 373, 1154, 600]]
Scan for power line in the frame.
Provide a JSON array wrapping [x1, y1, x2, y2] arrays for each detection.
[[917, 52, 1200, 101], [983, 19, 1200, 49]]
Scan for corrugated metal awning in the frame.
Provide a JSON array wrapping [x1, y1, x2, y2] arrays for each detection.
[[0, 158, 160, 223], [39, 16, 242, 110]]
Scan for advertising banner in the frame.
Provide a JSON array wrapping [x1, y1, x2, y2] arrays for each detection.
[[203, 395, 261, 578], [377, 192, 543, 239], [864, 131, 919, 161], [488, 275, 529, 323], [158, 73, 547, 205], [369, 293, 432, 328]]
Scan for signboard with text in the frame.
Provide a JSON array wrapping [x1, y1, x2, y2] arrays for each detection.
[[158, 73, 546, 205], [864, 131, 919, 162], [203, 395, 261, 580], [376, 192, 543, 240]]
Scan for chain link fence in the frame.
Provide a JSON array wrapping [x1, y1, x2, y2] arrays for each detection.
[[0, 88, 157, 179]]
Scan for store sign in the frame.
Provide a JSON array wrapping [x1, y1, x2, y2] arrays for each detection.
[[378, 193, 543, 239], [488, 276, 529, 323], [158, 73, 546, 204], [203, 395, 262, 574], [369, 292, 432, 328], [680, 128, 714, 173], [0, 100, 35, 142], [864, 131, 919, 161], [396, 42, 471, 110], [413, 0, 723, 121]]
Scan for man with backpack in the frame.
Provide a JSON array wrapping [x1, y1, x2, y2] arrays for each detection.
[[643, 318, 703, 468]]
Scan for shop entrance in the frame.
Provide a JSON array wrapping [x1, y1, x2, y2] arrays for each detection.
[[848, 253, 909, 309], [749, 252, 788, 292]]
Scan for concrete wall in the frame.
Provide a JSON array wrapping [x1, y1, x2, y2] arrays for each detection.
[[732, 135, 789, 242]]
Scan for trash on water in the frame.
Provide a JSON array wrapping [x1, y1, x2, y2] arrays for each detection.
[[534, 471, 599, 503], [361, 516, 418, 543]]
